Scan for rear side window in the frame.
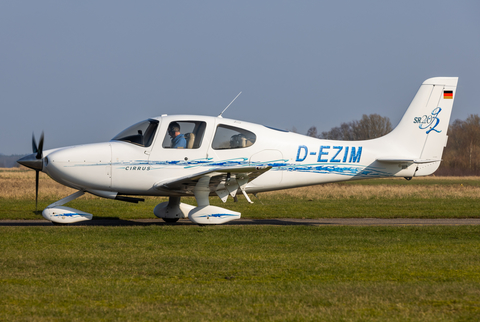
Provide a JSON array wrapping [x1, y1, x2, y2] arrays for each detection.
[[212, 125, 256, 150]]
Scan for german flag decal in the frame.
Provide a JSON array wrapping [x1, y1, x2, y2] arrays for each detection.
[[444, 90, 453, 99]]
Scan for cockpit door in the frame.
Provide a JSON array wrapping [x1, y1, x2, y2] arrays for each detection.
[[148, 119, 214, 170]]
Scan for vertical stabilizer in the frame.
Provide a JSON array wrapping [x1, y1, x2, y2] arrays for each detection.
[[379, 77, 458, 176]]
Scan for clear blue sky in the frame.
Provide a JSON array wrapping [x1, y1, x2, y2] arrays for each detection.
[[1, 1, 479, 155]]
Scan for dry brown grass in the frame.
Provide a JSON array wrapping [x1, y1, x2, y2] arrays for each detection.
[[263, 184, 480, 200], [2, 168, 480, 200], [408, 175, 480, 180], [0, 168, 93, 200]]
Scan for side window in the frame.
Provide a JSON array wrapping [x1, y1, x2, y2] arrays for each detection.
[[212, 125, 256, 150], [162, 121, 206, 149]]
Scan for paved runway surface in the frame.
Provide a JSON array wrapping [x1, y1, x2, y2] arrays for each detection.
[[2, 218, 480, 226]]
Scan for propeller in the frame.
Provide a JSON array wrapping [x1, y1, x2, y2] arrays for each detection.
[[17, 132, 44, 211], [33, 132, 44, 210]]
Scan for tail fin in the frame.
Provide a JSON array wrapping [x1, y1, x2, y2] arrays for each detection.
[[378, 77, 458, 176]]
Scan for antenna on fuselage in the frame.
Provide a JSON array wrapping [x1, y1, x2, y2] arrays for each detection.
[[218, 91, 242, 118]]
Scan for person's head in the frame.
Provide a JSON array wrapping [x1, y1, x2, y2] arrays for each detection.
[[168, 122, 181, 138]]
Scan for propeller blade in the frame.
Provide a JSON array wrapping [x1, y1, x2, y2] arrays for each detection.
[[35, 170, 39, 211], [30, 131, 44, 211], [32, 133, 38, 154], [36, 132, 44, 160]]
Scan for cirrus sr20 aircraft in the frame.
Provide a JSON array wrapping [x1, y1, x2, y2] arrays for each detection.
[[18, 77, 458, 225]]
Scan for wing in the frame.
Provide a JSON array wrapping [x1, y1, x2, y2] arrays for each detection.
[[153, 165, 272, 203]]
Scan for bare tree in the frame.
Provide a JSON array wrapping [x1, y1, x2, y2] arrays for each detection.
[[289, 126, 298, 133], [464, 114, 480, 170], [440, 114, 480, 175], [306, 126, 318, 138], [352, 114, 393, 140], [319, 114, 392, 140]]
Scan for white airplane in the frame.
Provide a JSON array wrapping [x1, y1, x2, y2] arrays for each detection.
[[18, 77, 458, 225]]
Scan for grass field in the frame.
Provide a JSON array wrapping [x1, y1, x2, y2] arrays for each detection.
[[1, 169, 480, 320], [1, 225, 480, 321]]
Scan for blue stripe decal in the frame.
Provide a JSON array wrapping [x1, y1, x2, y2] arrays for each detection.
[[52, 213, 87, 217], [197, 214, 239, 218], [69, 157, 393, 178]]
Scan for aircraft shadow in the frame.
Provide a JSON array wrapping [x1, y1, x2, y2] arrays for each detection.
[[2, 218, 480, 227], [0, 218, 324, 227]]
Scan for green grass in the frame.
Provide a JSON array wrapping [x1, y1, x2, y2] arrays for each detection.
[[2, 196, 480, 220], [1, 225, 480, 321]]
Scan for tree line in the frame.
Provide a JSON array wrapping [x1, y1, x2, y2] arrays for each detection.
[[440, 114, 480, 175], [0, 154, 26, 168], [307, 114, 393, 140], [306, 113, 480, 176]]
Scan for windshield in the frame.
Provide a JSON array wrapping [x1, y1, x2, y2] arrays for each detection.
[[112, 119, 159, 147]]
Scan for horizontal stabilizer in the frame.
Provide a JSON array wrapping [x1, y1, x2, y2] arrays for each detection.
[[376, 158, 441, 164]]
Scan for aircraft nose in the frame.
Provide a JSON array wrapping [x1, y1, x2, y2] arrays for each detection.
[[17, 153, 43, 171], [44, 143, 112, 190]]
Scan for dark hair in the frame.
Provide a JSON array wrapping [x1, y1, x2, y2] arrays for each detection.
[[168, 122, 180, 132]]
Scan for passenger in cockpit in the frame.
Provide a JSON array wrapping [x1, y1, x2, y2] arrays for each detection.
[[168, 122, 187, 148]]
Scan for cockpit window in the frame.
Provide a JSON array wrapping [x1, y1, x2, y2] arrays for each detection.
[[112, 119, 159, 147], [162, 121, 207, 149], [212, 124, 256, 150]]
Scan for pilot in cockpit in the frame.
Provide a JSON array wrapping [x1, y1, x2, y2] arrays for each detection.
[[168, 122, 187, 148]]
